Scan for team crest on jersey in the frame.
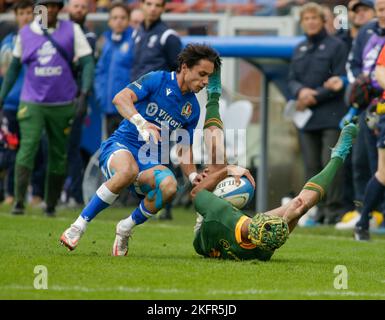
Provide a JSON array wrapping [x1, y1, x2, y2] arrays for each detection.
[[181, 102, 192, 119], [120, 41, 130, 53], [146, 103, 158, 117]]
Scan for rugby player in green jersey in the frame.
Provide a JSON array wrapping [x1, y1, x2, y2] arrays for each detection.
[[190, 123, 358, 261]]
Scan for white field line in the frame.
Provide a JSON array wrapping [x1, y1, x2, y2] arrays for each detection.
[[208, 288, 385, 298], [1, 285, 385, 298], [0, 285, 186, 294]]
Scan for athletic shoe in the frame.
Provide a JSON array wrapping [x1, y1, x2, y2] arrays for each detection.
[[354, 226, 370, 241], [11, 201, 25, 215], [331, 123, 358, 161], [112, 221, 132, 256], [60, 224, 84, 251], [44, 205, 56, 217], [335, 210, 360, 230], [336, 210, 383, 230], [207, 68, 221, 96]]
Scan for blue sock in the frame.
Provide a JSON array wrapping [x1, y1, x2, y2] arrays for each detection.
[[131, 201, 153, 225], [357, 176, 385, 229], [80, 184, 118, 222]]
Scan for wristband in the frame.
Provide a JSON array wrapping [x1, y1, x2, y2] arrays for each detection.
[[129, 113, 147, 130], [188, 172, 198, 183]]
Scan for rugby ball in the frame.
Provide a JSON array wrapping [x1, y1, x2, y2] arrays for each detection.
[[213, 176, 255, 209]]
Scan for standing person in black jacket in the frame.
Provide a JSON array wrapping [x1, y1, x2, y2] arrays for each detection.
[[288, 2, 349, 224], [131, 0, 182, 81]]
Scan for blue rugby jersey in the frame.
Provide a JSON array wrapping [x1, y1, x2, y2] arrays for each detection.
[[110, 70, 200, 161]]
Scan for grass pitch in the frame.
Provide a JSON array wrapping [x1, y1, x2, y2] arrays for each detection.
[[0, 203, 385, 300]]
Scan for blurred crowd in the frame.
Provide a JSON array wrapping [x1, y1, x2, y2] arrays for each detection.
[[288, 0, 385, 237], [0, 0, 350, 15]]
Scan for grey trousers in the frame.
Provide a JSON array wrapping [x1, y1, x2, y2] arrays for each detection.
[[298, 128, 345, 222]]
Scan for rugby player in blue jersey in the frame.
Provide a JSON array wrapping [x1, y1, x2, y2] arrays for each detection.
[[60, 44, 221, 256]]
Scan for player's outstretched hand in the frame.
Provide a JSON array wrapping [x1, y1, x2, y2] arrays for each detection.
[[226, 165, 256, 188], [142, 122, 161, 144]]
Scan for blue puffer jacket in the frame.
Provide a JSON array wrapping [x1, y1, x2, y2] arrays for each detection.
[[0, 32, 25, 111], [94, 27, 134, 115]]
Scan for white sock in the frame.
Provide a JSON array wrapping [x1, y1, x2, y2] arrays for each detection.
[[73, 216, 88, 231], [118, 216, 136, 233], [96, 183, 119, 204]]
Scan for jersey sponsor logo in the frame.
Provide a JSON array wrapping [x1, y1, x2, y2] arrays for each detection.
[[37, 41, 57, 65], [34, 66, 62, 76], [144, 103, 182, 129], [157, 109, 182, 128], [166, 88, 172, 96], [181, 102, 192, 119]]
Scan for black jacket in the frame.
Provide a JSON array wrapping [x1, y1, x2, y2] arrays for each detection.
[[288, 29, 349, 131], [131, 19, 182, 81]]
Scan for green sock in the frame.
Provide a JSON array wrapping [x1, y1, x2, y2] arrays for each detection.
[[204, 93, 223, 129], [303, 157, 343, 200]]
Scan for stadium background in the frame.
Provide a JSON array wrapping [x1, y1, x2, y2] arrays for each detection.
[[1, 3, 316, 210]]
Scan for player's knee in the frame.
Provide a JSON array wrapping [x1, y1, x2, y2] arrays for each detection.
[[115, 165, 139, 187], [160, 176, 177, 202]]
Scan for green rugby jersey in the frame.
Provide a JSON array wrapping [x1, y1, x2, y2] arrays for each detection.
[[193, 190, 274, 261]]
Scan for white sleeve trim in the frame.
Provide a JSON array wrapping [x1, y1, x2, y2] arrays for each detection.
[[12, 34, 22, 58], [73, 23, 92, 59], [160, 29, 179, 46]]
